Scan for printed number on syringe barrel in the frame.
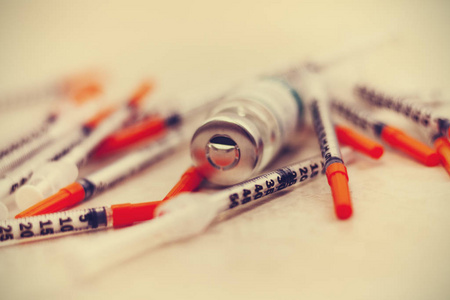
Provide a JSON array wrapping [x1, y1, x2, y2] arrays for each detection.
[[0, 208, 110, 242], [355, 84, 450, 138], [222, 156, 325, 210]]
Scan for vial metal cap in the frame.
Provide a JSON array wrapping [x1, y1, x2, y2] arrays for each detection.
[[190, 115, 263, 186]]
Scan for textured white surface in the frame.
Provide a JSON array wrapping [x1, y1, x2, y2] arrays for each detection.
[[0, 1, 450, 299]]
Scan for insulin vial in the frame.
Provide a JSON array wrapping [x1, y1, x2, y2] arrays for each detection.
[[190, 78, 304, 186]]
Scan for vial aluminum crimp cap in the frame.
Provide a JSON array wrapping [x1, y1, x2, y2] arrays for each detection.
[[190, 116, 263, 186]]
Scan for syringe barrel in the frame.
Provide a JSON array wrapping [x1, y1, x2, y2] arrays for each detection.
[[330, 98, 379, 135], [82, 130, 184, 199], [190, 78, 304, 186], [354, 83, 450, 138], [0, 207, 112, 244]]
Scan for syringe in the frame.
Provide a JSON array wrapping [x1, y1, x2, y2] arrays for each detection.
[[0, 105, 116, 205], [0, 132, 89, 220], [0, 71, 103, 165], [0, 148, 355, 246], [92, 95, 222, 158], [0, 114, 56, 161], [330, 97, 440, 166], [354, 84, 450, 139], [0, 97, 101, 175], [292, 70, 353, 220], [0, 130, 86, 201], [15, 130, 187, 217], [14, 82, 153, 208]]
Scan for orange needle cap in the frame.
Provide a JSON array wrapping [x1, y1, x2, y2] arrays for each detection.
[[93, 116, 167, 158], [15, 182, 85, 218], [335, 125, 384, 159], [381, 126, 439, 167], [163, 166, 204, 200], [111, 167, 204, 227], [111, 201, 162, 227], [326, 162, 352, 220]]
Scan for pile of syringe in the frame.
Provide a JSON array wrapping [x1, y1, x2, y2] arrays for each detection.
[[0, 42, 448, 278]]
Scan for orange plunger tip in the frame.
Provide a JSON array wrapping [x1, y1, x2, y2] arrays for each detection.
[[111, 201, 161, 227], [335, 125, 384, 159], [326, 162, 353, 220], [434, 137, 450, 176], [15, 182, 85, 218], [381, 126, 440, 167]]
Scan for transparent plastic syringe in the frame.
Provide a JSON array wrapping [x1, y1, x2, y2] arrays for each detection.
[[330, 96, 439, 166], [15, 83, 152, 208], [0, 127, 89, 204], [16, 129, 188, 216], [354, 83, 450, 139], [0, 100, 102, 176]]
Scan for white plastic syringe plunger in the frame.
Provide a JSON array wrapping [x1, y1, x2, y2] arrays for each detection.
[[15, 160, 78, 210]]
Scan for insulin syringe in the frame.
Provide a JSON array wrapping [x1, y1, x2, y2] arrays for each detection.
[[16, 130, 187, 217], [14, 82, 153, 208], [354, 84, 450, 139], [0, 72, 103, 170], [0, 114, 56, 162], [1, 148, 355, 245], [292, 70, 353, 220], [0, 92, 104, 176], [92, 94, 223, 158], [330, 98, 440, 166], [0, 105, 116, 204]]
